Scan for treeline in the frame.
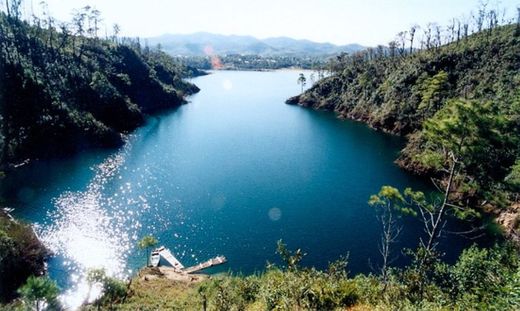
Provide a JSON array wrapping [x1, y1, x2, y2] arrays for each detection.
[[0, 2, 202, 168], [287, 4, 520, 237], [326, 4, 519, 71], [176, 54, 326, 71]]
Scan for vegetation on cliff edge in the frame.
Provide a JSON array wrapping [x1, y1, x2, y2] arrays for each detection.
[[0, 210, 47, 303], [82, 241, 520, 310], [0, 5, 201, 168]]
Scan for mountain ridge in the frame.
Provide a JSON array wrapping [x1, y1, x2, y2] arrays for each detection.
[[146, 32, 365, 56]]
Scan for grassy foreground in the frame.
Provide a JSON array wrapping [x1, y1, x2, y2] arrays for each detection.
[[80, 242, 520, 311]]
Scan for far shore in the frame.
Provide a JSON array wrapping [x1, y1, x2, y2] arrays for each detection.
[[201, 67, 317, 73]]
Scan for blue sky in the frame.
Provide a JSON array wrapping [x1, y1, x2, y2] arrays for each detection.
[[17, 0, 520, 45]]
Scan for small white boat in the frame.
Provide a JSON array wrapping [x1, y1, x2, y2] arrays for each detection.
[[150, 250, 161, 267]]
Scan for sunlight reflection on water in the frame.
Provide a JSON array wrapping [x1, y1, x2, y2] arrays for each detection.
[[39, 150, 134, 309]]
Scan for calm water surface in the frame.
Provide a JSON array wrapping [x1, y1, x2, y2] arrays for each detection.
[[0, 70, 487, 307]]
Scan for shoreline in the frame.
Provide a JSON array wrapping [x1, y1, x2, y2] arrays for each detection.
[[286, 95, 520, 245]]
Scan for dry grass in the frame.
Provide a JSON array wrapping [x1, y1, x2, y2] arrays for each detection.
[[114, 268, 204, 310]]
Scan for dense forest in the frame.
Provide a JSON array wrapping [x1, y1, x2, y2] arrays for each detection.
[[0, 4, 202, 170], [288, 8, 520, 241]]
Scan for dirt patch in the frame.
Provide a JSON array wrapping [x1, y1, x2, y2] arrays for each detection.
[[495, 203, 520, 243], [139, 267, 209, 284]]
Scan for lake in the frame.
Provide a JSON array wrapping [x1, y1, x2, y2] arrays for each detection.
[[0, 70, 489, 308]]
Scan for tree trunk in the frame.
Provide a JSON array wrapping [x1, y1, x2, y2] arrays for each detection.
[[424, 157, 457, 253]]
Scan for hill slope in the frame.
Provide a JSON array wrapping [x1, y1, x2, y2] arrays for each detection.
[[287, 24, 520, 236], [147, 32, 365, 56], [0, 13, 200, 168]]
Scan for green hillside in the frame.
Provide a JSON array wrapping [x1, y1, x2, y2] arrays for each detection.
[[0, 10, 201, 168], [288, 23, 520, 237]]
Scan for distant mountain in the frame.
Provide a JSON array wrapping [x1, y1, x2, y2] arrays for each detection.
[[262, 37, 365, 55], [146, 32, 365, 56]]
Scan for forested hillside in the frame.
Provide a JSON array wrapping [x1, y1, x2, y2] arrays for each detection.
[[0, 4, 204, 303], [289, 24, 519, 136], [288, 17, 520, 238], [0, 7, 201, 169]]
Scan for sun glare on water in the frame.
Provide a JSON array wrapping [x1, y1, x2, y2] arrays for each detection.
[[39, 151, 135, 309]]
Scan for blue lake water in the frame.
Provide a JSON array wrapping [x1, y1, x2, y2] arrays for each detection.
[[0, 70, 489, 307]]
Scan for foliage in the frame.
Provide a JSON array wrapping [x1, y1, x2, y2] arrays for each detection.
[[0, 10, 200, 168], [446, 244, 519, 306], [177, 54, 326, 71], [137, 235, 158, 266], [505, 159, 520, 192], [417, 70, 450, 119], [290, 17, 520, 213], [17, 276, 60, 311], [0, 212, 47, 303], [104, 249, 358, 310], [96, 277, 127, 308], [297, 73, 307, 93], [95, 243, 519, 310], [369, 185, 416, 216], [369, 186, 410, 290], [419, 99, 517, 191], [82, 269, 127, 309], [137, 235, 159, 250], [275, 239, 305, 270]]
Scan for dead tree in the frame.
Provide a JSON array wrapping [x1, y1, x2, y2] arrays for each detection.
[[409, 25, 418, 54]]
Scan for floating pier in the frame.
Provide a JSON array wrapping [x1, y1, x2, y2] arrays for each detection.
[[183, 255, 227, 274], [151, 246, 227, 274]]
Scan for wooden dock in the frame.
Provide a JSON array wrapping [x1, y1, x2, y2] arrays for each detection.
[[152, 246, 227, 274], [157, 248, 184, 271], [183, 256, 227, 274]]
